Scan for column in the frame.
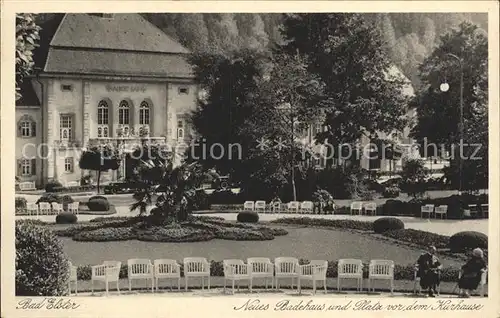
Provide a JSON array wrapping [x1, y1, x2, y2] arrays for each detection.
[[46, 80, 57, 180], [82, 81, 91, 147]]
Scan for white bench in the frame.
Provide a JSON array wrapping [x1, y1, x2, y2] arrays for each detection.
[[19, 181, 36, 191]]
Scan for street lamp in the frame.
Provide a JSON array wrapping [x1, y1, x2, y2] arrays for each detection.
[[440, 52, 464, 195]]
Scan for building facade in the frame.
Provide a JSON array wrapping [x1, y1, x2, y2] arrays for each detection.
[[16, 13, 198, 187]]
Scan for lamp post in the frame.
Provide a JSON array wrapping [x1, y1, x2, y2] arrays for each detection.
[[440, 52, 464, 195]]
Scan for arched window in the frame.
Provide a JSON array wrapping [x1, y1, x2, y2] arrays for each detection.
[[119, 100, 130, 125], [97, 100, 110, 138], [17, 115, 36, 138], [139, 101, 150, 125]]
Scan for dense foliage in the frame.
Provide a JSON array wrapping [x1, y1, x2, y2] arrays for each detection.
[[16, 221, 69, 296], [373, 217, 405, 234], [16, 13, 41, 101]]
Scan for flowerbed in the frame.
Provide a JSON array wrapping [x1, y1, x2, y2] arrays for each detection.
[[271, 217, 373, 231], [73, 259, 463, 283], [45, 216, 288, 242]]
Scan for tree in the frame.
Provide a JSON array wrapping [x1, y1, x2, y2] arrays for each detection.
[[400, 158, 428, 199], [175, 14, 210, 52], [411, 21, 488, 191], [16, 13, 41, 101], [281, 14, 409, 166], [130, 144, 212, 224], [78, 145, 120, 193]]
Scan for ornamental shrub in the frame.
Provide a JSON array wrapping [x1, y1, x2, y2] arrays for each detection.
[[87, 198, 110, 211], [382, 186, 400, 198], [55, 212, 78, 224], [36, 193, 62, 205], [16, 221, 69, 296], [15, 197, 27, 210], [88, 195, 108, 202], [373, 217, 405, 234], [45, 180, 63, 193], [449, 231, 488, 253], [237, 211, 259, 223]]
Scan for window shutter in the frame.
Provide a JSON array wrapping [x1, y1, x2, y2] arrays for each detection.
[[17, 159, 21, 176], [31, 159, 36, 176], [31, 121, 36, 137], [109, 102, 114, 137], [17, 122, 22, 137]]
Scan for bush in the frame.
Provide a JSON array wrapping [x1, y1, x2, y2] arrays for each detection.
[[87, 198, 110, 211], [381, 199, 404, 216], [383, 186, 400, 198], [36, 193, 62, 205], [16, 221, 69, 296], [190, 190, 210, 210], [237, 211, 259, 223], [45, 180, 63, 193], [15, 197, 27, 210], [373, 217, 405, 234], [89, 195, 108, 202], [449, 231, 488, 253], [55, 212, 78, 224]]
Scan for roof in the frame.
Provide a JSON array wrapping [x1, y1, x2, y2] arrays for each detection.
[[37, 14, 193, 78], [16, 80, 40, 107], [44, 48, 193, 78], [50, 14, 190, 54]]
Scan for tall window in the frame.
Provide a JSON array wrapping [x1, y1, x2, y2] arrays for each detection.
[[64, 157, 74, 173], [59, 114, 73, 141], [139, 101, 150, 125], [18, 115, 36, 137], [21, 159, 31, 176], [119, 100, 130, 136], [119, 100, 130, 125], [97, 100, 109, 138], [177, 119, 184, 139]]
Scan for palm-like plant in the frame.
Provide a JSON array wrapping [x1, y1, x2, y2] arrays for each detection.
[[130, 145, 218, 225]]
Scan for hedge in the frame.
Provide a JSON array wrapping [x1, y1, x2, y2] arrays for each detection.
[[55, 212, 78, 224], [237, 211, 259, 223], [16, 221, 69, 296], [49, 185, 96, 193], [73, 260, 464, 283], [449, 231, 488, 253], [271, 217, 373, 231], [373, 217, 405, 233]]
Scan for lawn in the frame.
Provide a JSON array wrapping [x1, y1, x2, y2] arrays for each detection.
[[61, 225, 463, 268]]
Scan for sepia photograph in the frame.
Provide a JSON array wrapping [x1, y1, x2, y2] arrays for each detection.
[[1, 1, 499, 317]]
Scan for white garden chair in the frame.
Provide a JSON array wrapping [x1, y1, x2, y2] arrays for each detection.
[[481, 204, 488, 218], [67, 202, 79, 214], [337, 259, 363, 292], [26, 203, 38, 216], [434, 205, 448, 219], [66, 181, 79, 187], [363, 202, 377, 216], [300, 201, 314, 214], [274, 257, 299, 290], [287, 201, 300, 214], [298, 260, 328, 294], [271, 202, 283, 214], [464, 204, 479, 218], [91, 261, 122, 296], [223, 259, 251, 294], [243, 201, 255, 212], [38, 202, 51, 215], [413, 264, 441, 295], [68, 261, 78, 296], [183, 257, 210, 291], [51, 202, 64, 214], [368, 260, 394, 294], [254, 201, 266, 213], [247, 257, 274, 290], [350, 202, 363, 215], [128, 259, 154, 292], [153, 259, 181, 291], [420, 204, 434, 218], [458, 269, 487, 297]]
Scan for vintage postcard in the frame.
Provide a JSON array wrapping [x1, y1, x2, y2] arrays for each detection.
[[1, 1, 499, 318]]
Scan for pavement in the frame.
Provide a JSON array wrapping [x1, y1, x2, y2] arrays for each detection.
[[71, 277, 486, 298]]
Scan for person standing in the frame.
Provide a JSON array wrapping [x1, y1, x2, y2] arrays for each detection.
[[458, 248, 487, 298], [416, 245, 442, 297]]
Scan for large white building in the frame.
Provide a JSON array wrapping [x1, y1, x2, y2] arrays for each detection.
[[16, 14, 198, 188]]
